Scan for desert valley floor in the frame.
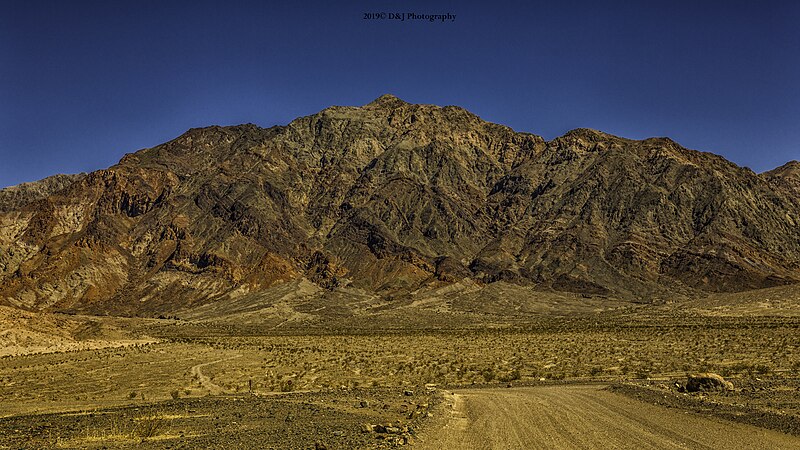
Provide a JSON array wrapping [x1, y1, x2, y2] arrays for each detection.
[[1, 284, 799, 449]]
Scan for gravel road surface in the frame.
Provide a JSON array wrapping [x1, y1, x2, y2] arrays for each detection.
[[415, 385, 800, 449]]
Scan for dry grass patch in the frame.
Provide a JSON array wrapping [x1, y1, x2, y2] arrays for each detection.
[[53, 409, 191, 448]]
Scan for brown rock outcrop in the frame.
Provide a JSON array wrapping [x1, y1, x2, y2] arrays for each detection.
[[686, 373, 734, 392]]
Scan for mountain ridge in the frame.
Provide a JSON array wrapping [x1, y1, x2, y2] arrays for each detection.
[[1, 95, 798, 316], [0, 173, 86, 211]]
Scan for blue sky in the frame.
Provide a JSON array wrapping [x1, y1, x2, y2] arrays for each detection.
[[1, 0, 798, 187]]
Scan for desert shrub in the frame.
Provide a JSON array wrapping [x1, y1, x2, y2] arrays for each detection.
[[728, 362, 750, 375], [752, 364, 771, 375], [132, 414, 167, 441], [280, 379, 294, 392]]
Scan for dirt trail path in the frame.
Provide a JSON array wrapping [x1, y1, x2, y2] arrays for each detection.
[[415, 385, 800, 449], [189, 354, 241, 395]]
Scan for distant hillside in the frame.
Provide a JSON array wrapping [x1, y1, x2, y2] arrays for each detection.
[[1, 95, 798, 315]]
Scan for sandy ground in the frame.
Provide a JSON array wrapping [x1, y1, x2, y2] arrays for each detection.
[[414, 385, 800, 450], [0, 338, 158, 357]]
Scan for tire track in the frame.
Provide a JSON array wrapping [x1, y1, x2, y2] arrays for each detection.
[[189, 354, 242, 395]]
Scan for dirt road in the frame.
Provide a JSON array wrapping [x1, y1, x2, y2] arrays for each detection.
[[415, 385, 800, 449], [189, 354, 241, 395]]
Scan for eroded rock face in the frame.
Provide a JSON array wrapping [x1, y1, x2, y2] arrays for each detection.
[[1, 95, 799, 315]]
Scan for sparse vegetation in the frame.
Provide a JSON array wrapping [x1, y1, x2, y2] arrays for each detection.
[[0, 313, 797, 448], [1, 316, 798, 418], [54, 410, 171, 447], [132, 412, 169, 441]]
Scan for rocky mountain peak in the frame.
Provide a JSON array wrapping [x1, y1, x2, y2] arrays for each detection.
[[765, 160, 800, 179], [364, 94, 409, 109], [562, 128, 609, 139], [763, 160, 800, 197]]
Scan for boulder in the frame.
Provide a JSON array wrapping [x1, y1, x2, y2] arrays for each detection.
[[686, 373, 733, 392]]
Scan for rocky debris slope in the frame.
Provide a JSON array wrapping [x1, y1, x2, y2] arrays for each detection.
[[1, 95, 799, 315]]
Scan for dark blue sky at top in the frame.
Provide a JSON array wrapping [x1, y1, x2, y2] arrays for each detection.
[[1, 0, 798, 187]]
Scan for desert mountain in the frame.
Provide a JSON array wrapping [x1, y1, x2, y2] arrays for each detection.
[[1, 95, 799, 316]]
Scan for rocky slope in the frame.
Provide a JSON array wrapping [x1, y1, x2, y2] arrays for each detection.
[[0, 173, 85, 212], [764, 161, 800, 197], [1, 95, 798, 315]]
